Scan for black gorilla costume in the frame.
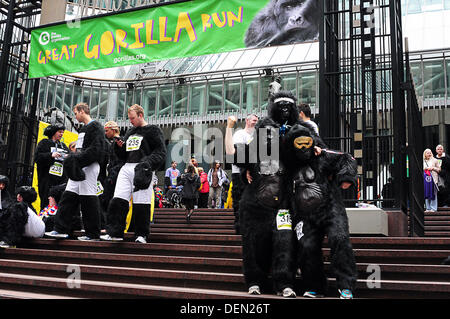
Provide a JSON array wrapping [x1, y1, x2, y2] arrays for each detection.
[[282, 123, 358, 296], [104, 124, 166, 241], [34, 124, 69, 210], [0, 186, 38, 247], [245, 0, 320, 48], [51, 120, 106, 239], [231, 91, 307, 296]]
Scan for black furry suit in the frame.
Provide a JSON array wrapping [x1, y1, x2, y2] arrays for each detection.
[[106, 124, 166, 240], [53, 121, 106, 239], [233, 91, 302, 294], [34, 138, 69, 210], [282, 123, 358, 295], [0, 202, 28, 246]]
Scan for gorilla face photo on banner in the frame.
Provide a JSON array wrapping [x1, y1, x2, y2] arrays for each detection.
[[245, 0, 320, 48]]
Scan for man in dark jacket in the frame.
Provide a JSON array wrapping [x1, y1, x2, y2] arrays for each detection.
[[100, 104, 166, 244], [34, 123, 69, 210], [45, 103, 106, 241]]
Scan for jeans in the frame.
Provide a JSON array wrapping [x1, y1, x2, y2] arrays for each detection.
[[208, 186, 222, 208], [425, 196, 438, 211]]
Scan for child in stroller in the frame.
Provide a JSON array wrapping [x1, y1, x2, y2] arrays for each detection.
[[165, 185, 183, 208]]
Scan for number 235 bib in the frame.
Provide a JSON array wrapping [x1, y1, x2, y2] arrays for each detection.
[[126, 135, 143, 152]]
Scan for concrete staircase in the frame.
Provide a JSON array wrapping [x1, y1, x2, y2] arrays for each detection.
[[425, 208, 450, 237], [0, 208, 449, 299]]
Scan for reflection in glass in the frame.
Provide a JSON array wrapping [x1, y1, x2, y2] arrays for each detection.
[[189, 84, 206, 114], [207, 81, 223, 113], [225, 80, 241, 112], [159, 86, 173, 116]]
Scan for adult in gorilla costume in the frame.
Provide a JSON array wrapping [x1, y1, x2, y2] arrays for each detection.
[[225, 91, 315, 297], [45, 103, 106, 241], [100, 104, 166, 244], [282, 123, 358, 299], [34, 123, 69, 210]]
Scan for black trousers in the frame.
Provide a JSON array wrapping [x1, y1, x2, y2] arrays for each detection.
[[54, 191, 100, 238], [231, 173, 246, 234], [107, 197, 151, 239]]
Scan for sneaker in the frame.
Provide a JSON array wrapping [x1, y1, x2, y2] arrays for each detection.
[[248, 285, 261, 295], [303, 291, 324, 298], [135, 236, 147, 244], [339, 289, 353, 299], [0, 241, 12, 248], [45, 230, 69, 239], [99, 234, 123, 242], [277, 287, 296, 298], [77, 236, 99, 241]]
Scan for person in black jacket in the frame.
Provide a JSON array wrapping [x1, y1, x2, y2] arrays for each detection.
[[100, 104, 166, 244], [99, 121, 124, 228], [45, 102, 106, 241], [34, 123, 69, 210], [180, 164, 201, 223]]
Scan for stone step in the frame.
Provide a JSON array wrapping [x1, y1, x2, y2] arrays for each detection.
[[0, 272, 279, 299]]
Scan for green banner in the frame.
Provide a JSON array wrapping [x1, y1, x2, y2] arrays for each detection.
[[29, 0, 320, 78]]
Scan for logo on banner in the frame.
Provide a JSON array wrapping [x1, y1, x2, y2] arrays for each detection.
[[39, 32, 50, 45]]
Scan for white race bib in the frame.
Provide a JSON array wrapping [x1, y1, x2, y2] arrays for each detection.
[[49, 162, 63, 177], [276, 209, 292, 231], [126, 135, 143, 152]]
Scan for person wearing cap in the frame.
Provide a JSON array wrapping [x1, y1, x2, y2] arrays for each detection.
[[34, 123, 69, 210]]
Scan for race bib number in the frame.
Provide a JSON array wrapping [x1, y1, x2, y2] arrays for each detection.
[[126, 135, 143, 152], [295, 221, 304, 240], [276, 209, 292, 230], [49, 162, 63, 177], [96, 181, 104, 196]]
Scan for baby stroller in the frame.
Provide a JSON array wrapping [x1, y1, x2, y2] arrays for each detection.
[[165, 186, 183, 208]]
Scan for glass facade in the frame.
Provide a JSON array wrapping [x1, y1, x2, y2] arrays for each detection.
[[37, 47, 450, 127]]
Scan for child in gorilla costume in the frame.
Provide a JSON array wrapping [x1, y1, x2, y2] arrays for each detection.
[[0, 186, 45, 248], [226, 91, 315, 297], [281, 123, 358, 299]]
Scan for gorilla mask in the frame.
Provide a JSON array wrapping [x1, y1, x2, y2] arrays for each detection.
[[285, 123, 315, 163], [269, 91, 299, 126]]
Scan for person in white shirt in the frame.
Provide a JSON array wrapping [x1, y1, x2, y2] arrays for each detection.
[[17, 186, 45, 239], [229, 114, 258, 234], [298, 103, 319, 135]]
